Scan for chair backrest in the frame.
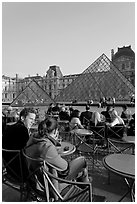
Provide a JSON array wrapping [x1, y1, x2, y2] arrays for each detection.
[[2, 148, 29, 182], [90, 125, 105, 139], [106, 125, 125, 139], [23, 149, 92, 202], [71, 130, 94, 153], [43, 161, 92, 202], [22, 149, 51, 201], [108, 137, 134, 154]]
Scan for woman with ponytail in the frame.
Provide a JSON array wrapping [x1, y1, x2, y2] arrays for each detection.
[[26, 117, 90, 193]]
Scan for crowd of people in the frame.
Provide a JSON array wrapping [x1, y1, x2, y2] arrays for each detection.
[[2, 102, 135, 199]]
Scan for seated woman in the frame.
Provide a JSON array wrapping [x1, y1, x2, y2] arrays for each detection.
[[106, 109, 124, 127], [105, 109, 125, 140], [69, 109, 84, 130], [25, 117, 90, 195], [88, 112, 105, 145], [90, 111, 106, 127]]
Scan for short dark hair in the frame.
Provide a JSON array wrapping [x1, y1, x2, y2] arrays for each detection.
[[19, 107, 35, 120], [38, 117, 58, 138], [122, 104, 127, 110], [86, 105, 90, 110], [70, 109, 80, 120], [106, 106, 113, 112]]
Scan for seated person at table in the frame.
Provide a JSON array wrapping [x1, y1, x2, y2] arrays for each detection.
[[90, 112, 105, 127], [121, 104, 131, 125], [105, 109, 125, 140], [80, 105, 93, 128], [2, 107, 36, 179], [52, 103, 61, 116], [69, 109, 84, 130], [106, 109, 124, 127], [127, 113, 135, 136], [25, 118, 90, 193], [47, 103, 54, 115], [59, 106, 70, 121], [101, 106, 113, 123]]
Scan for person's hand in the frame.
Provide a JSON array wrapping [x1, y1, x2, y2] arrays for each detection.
[[106, 122, 110, 126]]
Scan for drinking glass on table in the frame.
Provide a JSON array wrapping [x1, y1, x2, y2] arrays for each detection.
[[58, 135, 62, 145]]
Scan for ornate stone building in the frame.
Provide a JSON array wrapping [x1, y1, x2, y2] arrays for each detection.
[[111, 45, 135, 85], [2, 45, 135, 104], [2, 75, 17, 103], [44, 65, 80, 99]]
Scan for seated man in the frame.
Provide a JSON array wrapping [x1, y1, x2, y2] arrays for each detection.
[[121, 104, 132, 125], [25, 118, 90, 193], [80, 105, 93, 128], [59, 106, 70, 121], [127, 113, 135, 136], [2, 107, 36, 179]]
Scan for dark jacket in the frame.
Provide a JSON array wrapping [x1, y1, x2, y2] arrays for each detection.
[[101, 111, 111, 122], [59, 111, 70, 121], [80, 111, 93, 125], [2, 120, 30, 180], [3, 120, 29, 150]]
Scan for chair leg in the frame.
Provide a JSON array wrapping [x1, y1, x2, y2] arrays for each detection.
[[107, 171, 110, 185]]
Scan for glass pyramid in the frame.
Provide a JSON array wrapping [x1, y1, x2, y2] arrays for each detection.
[[55, 54, 135, 103], [11, 79, 55, 107]]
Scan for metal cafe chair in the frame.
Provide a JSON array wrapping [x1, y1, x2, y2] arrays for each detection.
[[2, 148, 29, 201], [89, 125, 106, 146], [106, 125, 134, 154], [22, 150, 93, 202], [71, 129, 103, 172], [108, 137, 135, 154], [106, 125, 125, 139]]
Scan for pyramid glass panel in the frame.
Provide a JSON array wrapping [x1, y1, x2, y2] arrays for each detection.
[[11, 80, 55, 107], [55, 54, 134, 103]]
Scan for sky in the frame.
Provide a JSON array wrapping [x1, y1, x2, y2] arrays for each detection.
[[2, 1, 135, 78]]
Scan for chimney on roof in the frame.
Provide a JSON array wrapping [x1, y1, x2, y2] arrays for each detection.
[[111, 49, 114, 60], [16, 74, 18, 82]]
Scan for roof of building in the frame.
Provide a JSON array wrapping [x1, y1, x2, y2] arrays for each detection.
[[55, 53, 134, 103], [113, 45, 135, 60], [11, 79, 55, 107]]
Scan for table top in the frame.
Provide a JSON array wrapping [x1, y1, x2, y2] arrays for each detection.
[[72, 128, 93, 136], [122, 136, 135, 144], [103, 154, 135, 179], [58, 120, 69, 124], [6, 122, 16, 126], [57, 141, 76, 156]]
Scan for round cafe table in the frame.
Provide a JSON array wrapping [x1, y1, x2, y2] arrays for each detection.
[[122, 136, 135, 144], [72, 128, 93, 136], [103, 153, 135, 202], [57, 141, 76, 156], [58, 120, 69, 124], [122, 136, 135, 154], [6, 122, 16, 126]]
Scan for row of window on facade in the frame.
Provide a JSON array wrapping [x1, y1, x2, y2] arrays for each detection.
[[121, 62, 134, 70]]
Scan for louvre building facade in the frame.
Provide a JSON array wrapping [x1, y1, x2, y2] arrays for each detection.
[[2, 46, 135, 106]]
